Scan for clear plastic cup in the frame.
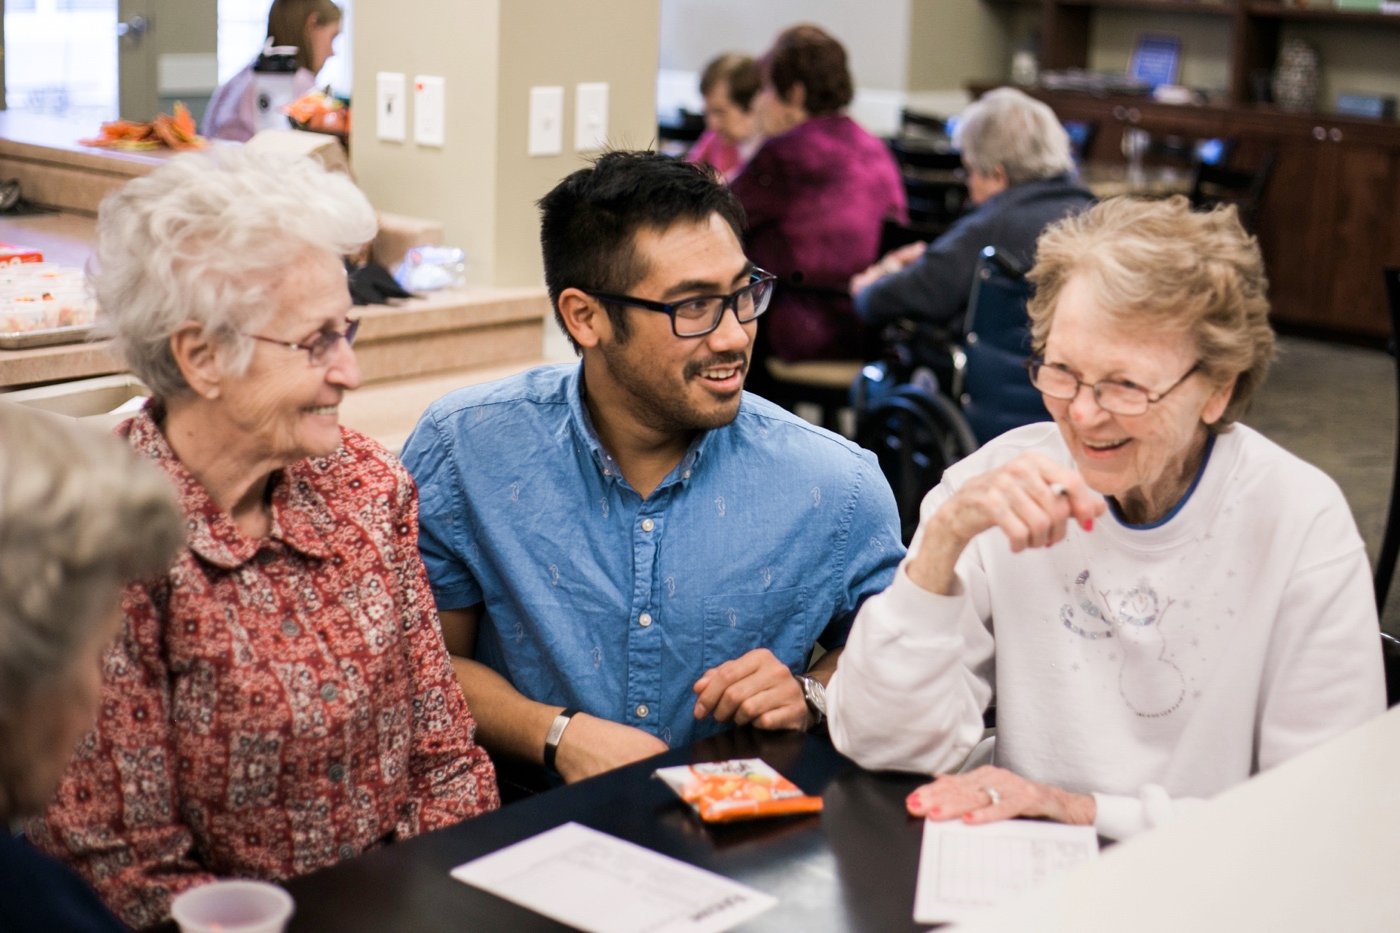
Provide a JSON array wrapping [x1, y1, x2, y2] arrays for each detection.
[[170, 880, 295, 933]]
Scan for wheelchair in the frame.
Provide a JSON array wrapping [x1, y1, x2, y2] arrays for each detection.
[[852, 246, 1047, 544]]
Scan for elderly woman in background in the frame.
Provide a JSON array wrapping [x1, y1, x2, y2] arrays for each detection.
[[828, 197, 1384, 840], [684, 53, 764, 183], [203, 0, 343, 141], [852, 87, 1094, 335], [28, 148, 499, 928], [730, 23, 906, 371], [0, 404, 184, 932]]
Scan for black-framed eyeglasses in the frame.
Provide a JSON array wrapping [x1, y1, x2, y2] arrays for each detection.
[[243, 318, 360, 366], [585, 270, 776, 338], [1026, 357, 1200, 416]]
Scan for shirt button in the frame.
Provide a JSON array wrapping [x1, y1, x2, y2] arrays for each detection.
[[281, 619, 300, 637], [682, 470, 691, 480], [638, 612, 653, 628], [635, 704, 649, 718], [320, 683, 338, 702], [641, 518, 655, 532], [328, 762, 346, 782], [338, 844, 356, 860]]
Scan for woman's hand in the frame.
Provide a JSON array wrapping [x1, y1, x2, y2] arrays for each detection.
[[905, 452, 1104, 595], [906, 765, 1097, 827]]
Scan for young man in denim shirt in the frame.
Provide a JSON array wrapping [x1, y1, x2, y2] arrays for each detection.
[[401, 152, 903, 784]]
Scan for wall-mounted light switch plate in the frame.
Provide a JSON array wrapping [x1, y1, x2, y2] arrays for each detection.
[[414, 75, 445, 147], [528, 86, 564, 156], [575, 82, 609, 152], [376, 72, 406, 142]]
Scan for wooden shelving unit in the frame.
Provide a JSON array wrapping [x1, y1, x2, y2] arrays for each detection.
[[997, 0, 1400, 340]]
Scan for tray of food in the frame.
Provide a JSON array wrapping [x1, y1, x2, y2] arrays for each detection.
[[0, 262, 98, 349]]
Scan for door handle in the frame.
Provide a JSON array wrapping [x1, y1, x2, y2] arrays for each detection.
[[117, 15, 149, 42]]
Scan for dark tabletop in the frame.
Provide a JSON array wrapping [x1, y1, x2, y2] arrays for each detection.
[[277, 728, 932, 932]]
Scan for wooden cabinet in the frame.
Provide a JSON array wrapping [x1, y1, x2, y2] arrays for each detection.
[[1255, 120, 1400, 337], [986, 0, 1400, 340]]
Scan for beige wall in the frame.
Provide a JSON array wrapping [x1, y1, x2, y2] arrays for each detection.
[[351, 0, 657, 290], [493, 0, 660, 287], [905, 0, 1019, 93]]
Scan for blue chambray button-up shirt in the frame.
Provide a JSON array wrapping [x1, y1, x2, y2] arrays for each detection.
[[401, 364, 904, 746]]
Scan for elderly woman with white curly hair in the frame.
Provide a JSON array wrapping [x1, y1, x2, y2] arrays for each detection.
[[27, 148, 498, 929], [0, 404, 183, 932]]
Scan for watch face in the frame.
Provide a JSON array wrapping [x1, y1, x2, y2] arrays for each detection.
[[802, 676, 827, 717]]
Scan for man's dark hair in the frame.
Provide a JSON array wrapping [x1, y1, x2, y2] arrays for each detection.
[[759, 24, 853, 116], [538, 150, 747, 352], [699, 53, 761, 111]]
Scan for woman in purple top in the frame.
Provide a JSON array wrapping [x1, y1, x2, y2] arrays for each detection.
[[731, 24, 907, 366]]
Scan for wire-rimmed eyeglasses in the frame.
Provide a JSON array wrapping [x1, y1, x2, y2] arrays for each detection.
[[243, 318, 360, 366], [585, 270, 776, 338], [1026, 357, 1200, 416]]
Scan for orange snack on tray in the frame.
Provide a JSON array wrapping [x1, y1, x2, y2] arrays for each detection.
[[654, 758, 824, 823], [81, 102, 206, 151]]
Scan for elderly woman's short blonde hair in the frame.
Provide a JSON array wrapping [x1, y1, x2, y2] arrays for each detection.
[[0, 404, 183, 818], [1026, 195, 1275, 431], [92, 147, 376, 400]]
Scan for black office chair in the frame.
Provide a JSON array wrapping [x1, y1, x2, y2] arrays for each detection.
[[1375, 267, 1400, 614], [958, 247, 1051, 445], [1188, 152, 1276, 232], [1382, 632, 1400, 708], [898, 107, 950, 141]]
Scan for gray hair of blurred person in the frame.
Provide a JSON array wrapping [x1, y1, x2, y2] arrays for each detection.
[[0, 404, 184, 819], [1026, 195, 1275, 432], [92, 147, 376, 400], [953, 87, 1074, 187]]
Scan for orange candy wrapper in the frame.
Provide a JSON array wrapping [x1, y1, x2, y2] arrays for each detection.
[[654, 759, 823, 823]]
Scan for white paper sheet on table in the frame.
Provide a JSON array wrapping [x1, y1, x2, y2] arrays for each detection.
[[450, 821, 777, 933], [913, 818, 1098, 924]]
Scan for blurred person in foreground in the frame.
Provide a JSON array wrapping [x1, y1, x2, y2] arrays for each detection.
[[0, 404, 183, 932], [731, 23, 906, 374], [684, 53, 764, 183], [203, 0, 343, 142], [28, 147, 498, 929], [852, 87, 1094, 336], [401, 151, 903, 787], [828, 196, 1384, 840]]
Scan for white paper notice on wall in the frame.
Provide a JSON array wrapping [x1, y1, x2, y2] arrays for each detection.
[[450, 822, 776, 932]]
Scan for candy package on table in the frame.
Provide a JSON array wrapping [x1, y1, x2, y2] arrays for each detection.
[[654, 758, 824, 823]]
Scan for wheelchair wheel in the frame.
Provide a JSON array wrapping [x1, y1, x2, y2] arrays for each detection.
[[854, 385, 978, 544]]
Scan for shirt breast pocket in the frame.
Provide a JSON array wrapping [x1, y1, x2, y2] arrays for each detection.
[[701, 586, 811, 673]]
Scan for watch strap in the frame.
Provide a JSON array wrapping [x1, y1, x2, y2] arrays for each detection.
[[543, 707, 580, 773]]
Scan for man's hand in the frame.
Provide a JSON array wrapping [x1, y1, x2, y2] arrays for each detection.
[[553, 713, 668, 784], [691, 648, 808, 731]]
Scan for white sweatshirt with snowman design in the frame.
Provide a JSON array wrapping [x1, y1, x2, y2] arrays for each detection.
[[828, 421, 1384, 839]]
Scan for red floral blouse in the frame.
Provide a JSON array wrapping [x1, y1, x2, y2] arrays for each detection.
[[29, 408, 499, 929]]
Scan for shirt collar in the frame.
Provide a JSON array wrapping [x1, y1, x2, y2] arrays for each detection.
[[566, 362, 714, 491], [123, 401, 334, 568]]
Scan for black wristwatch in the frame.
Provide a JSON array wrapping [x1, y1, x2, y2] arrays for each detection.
[[796, 674, 827, 727]]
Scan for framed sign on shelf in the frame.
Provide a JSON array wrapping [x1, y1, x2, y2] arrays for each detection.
[[1129, 34, 1182, 89]]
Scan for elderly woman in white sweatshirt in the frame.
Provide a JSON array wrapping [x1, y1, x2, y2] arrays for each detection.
[[827, 195, 1384, 840]]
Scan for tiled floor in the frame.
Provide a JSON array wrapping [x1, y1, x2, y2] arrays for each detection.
[[1238, 335, 1397, 635]]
